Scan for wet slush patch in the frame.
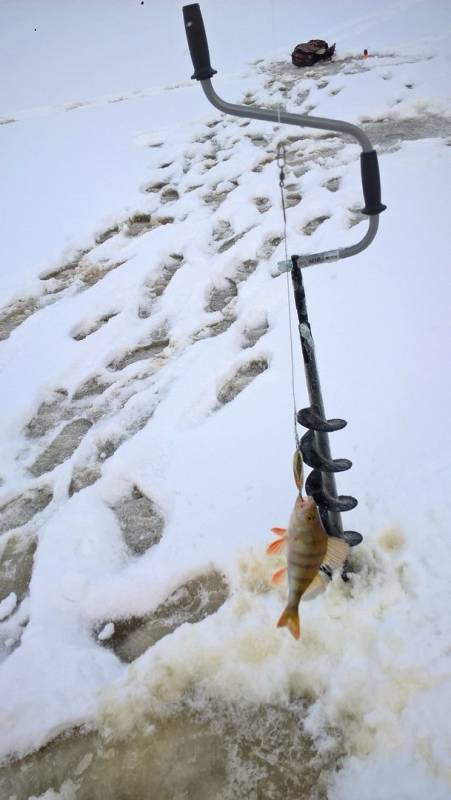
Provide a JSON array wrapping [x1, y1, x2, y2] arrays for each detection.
[[361, 114, 451, 148], [0, 487, 53, 534], [0, 697, 334, 800], [97, 570, 228, 663]]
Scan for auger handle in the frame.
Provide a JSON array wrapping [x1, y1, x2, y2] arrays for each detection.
[[183, 3, 217, 81], [360, 151, 386, 215], [182, 3, 386, 265]]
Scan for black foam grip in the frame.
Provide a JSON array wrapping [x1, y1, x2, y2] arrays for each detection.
[[183, 4, 217, 81], [360, 150, 386, 215]]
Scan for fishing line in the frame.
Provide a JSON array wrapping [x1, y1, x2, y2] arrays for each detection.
[[271, 2, 299, 452], [277, 143, 300, 450]]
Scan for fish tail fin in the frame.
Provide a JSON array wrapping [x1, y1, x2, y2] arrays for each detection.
[[277, 605, 301, 640]]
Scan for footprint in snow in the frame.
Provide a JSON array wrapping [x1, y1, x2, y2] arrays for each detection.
[[202, 180, 238, 210], [143, 180, 167, 194], [29, 419, 93, 478], [303, 216, 330, 236], [159, 186, 179, 204], [95, 570, 229, 663], [256, 235, 282, 260], [254, 196, 270, 214], [68, 402, 157, 497], [68, 463, 102, 496], [216, 358, 269, 406], [138, 255, 183, 318], [124, 213, 160, 237], [192, 311, 236, 342], [25, 388, 73, 439], [39, 252, 126, 293], [71, 310, 119, 342], [0, 486, 53, 534], [71, 375, 112, 400], [110, 485, 165, 556], [94, 224, 120, 245], [0, 534, 37, 658], [252, 154, 273, 173], [240, 318, 269, 350], [0, 297, 38, 342], [232, 259, 258, 283], [324, 176, 341, 192], [107, 329, 169, 372], [246, 133, 269, 148], [205, 279, 237, 314]]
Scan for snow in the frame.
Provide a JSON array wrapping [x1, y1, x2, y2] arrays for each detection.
[[0, 592, 17, 621], [1, 0, 451, 798]]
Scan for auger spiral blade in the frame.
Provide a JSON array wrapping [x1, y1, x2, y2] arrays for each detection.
[[342, 531, 363, 547], [297, 406, 347, 433], [305, 469, 358, 513], [300, 430, 352, 473]]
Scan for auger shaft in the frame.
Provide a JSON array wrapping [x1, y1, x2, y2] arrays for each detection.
[[291, 259, 342, 537], [291, 258, 361, 545]]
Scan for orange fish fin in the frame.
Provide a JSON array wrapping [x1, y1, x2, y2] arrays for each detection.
[[323, 536, 349, 571], [303, 572, 329, 602], [266, 537, 288, 555], [271, 526, 287, 536], [271, 567, 287, 586], [277, 606, 300, 640]]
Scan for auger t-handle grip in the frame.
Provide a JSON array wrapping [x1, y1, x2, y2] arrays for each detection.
[[183, 3, 217, 80], [182, 3, 386, 264]]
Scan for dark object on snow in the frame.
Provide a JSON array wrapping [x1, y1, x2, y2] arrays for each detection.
[[291, 40, 336, 68]]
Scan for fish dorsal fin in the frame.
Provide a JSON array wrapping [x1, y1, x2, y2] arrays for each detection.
[[303, 572, 328, 602], [323, 536, 349, 571]]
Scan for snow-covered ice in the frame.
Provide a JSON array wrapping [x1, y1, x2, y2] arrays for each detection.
[[1, 1, 451, 798]]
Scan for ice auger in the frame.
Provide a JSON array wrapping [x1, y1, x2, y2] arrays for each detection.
[[182, 4, 386, 547]]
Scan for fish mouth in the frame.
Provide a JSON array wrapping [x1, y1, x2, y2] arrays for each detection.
[[298, 495, 314, 509]]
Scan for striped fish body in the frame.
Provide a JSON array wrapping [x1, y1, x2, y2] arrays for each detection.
[[286, 496, 328, 610]]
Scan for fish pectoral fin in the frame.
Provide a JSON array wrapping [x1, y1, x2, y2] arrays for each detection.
[[303, 572, 329, 602], [266, 537, 288, 555], [271, 567, 288, 586], [323, 536, 349, 571], [277, 606, 300, 639], [271, 526, 287, 536]]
